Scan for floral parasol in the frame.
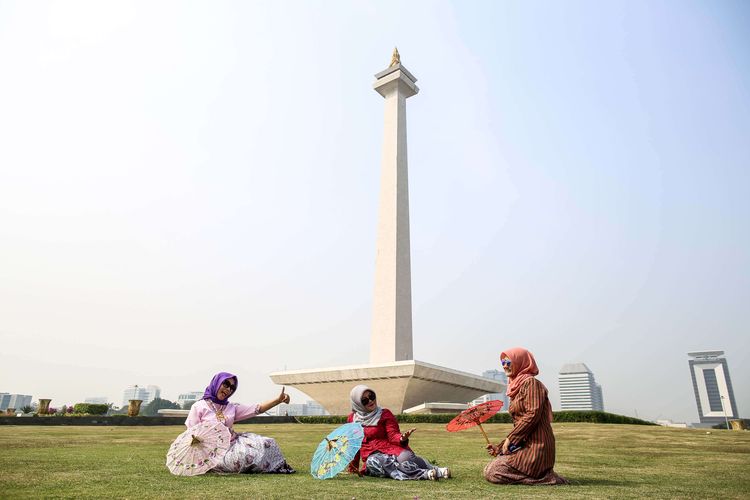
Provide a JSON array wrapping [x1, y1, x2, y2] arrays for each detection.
[[166, 421, 231, 476], [310, 423, 364, 480], [446, 400, 504, 444]]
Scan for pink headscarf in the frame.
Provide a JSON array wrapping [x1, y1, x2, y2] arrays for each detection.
[[502, 347, 540, 399], [501, 347, 553, 422]]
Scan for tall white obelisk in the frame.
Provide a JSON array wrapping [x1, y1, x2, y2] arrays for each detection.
[[370, 48, 419, 363], [270, 51, 503, 415]]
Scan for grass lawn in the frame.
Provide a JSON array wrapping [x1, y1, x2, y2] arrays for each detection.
[[1, 423, 748, 499]]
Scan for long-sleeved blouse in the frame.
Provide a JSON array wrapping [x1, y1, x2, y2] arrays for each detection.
[[503, 377, 556, 478], [347, 408, 410, 473], [185, 400, 261, 443]]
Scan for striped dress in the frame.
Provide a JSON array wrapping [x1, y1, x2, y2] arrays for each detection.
[[483, 377, 567, 485]]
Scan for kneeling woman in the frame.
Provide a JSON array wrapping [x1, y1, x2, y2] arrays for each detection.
[[186, 372, 295, 474], [347, 384, 450, 480], [484, 348, 567, 485]]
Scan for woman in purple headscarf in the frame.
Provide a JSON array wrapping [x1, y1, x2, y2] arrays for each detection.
[[185, 372, 295, 474]]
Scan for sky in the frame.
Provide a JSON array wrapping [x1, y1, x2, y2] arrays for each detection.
[[0, 1, 748, 422]]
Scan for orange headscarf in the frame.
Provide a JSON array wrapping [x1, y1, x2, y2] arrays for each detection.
[[502, 347, 553, 422], [502, 347, 540, 399]]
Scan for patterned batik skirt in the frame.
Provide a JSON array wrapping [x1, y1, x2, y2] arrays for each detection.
[[365, 452, 434, 480], [212, 432, 295, 474]]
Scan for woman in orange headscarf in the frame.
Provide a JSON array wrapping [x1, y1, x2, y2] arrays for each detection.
[[483, 347, 568, 485]]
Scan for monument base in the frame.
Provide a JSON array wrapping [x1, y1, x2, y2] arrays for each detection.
[[403, 402, 469, 415], [270, 360, 504, 415]]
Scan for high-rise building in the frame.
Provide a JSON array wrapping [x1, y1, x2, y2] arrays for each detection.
[[688, 351, 738, 425], [470, 370, 509, 411], [558, 363, 604, 411], [270, 400, 330, 416], [177, 391, 203, 409], [121, 385, 161, 407], [0, 393, 32, 411], [144, 385, 161, 405]]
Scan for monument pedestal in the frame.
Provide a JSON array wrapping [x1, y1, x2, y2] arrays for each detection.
[[270, 360, 502, 415]]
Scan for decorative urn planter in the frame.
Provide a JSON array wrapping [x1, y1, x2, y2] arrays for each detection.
[[128, 399, 143, 417], [38, 399, 52, 415], [6, 408, 15, 416]]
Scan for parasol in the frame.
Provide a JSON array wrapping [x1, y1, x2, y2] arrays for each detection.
[[310, 422, 364, 479], [446, 400, 504, 444], [166, 421, 232, 476]]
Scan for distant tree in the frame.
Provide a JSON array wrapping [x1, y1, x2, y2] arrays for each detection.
[[21, 405, 33, 414], [182, 400, 197, 411], [142, 398, 180, 416]]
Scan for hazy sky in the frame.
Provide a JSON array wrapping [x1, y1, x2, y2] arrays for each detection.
[[1, 1, 748, 422]]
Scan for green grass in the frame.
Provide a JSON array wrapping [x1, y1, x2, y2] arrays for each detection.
[[1, 423, 748, 499]]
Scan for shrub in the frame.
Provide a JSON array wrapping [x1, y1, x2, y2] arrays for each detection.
[[295, 416, 348, 424], [73, 403, 109, 416], [552, 411, 655, 425], [296, 411, 654, 425]]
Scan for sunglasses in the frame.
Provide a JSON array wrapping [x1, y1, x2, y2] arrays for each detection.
[[221, 380, 237, 391], [361, 393, 376, 405], [500, 359, 512, 367]]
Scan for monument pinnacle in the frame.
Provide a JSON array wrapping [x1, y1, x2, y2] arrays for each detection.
[[390, 47, 400, 67]]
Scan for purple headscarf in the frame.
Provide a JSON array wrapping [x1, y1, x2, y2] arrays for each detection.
[[203, 372, 238, 404]]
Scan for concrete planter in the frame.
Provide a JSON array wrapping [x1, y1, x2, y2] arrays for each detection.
[[38, 399, 52, 415], [127, 400, 143, 417], [730, 419, 747, 430]]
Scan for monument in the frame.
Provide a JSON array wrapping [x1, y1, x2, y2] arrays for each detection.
[[270, 50, 503, 414]]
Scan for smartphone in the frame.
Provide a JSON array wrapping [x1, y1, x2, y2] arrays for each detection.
[[506, 443, 523, 454]]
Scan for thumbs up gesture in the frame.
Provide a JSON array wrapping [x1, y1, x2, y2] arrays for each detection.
[[278, 387, 290, 405]]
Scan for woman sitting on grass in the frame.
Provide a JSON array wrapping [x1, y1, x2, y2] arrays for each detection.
[[185, 371, 295, 474], [484, 347, 568, 485], [346, 384, 450, 481]]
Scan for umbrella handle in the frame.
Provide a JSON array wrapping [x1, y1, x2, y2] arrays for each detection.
[[477, 423, 491, 445]]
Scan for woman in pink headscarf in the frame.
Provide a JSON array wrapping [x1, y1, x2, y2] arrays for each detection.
[[483, 347, 568, 485]]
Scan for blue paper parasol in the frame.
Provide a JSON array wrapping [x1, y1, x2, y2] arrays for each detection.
[[310, 422, 364, 479]]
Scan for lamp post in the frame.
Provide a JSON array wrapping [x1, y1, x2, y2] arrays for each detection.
[[720, 395, 730, 430]]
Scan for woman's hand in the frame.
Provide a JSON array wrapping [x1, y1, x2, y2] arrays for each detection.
[[400, 428, 416, 441], [259, 387, 290, 414], [277, 387, 290, 405], [486, 443, 501, 457], [501, 438, 510, 455]]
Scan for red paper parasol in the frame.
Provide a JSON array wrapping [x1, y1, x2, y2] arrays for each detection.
[[446, 400, 504, 444]]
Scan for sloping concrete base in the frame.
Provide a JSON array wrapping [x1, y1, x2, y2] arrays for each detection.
[[403, 402, 468, 414], [270, 360, 504, 415]]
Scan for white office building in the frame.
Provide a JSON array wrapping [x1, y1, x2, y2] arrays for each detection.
[[270, 400, 329, 416], [558, 363, 604, 411], [688, 351, 738, 425], [122, 385, 161, 407], [469, 370, 509, 411], [0, 393, 32, 411], [177, 391, 203, 409]]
